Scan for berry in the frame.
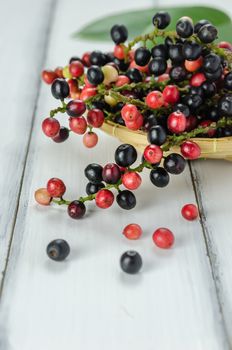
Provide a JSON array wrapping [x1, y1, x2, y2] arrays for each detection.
[[126, 68, 143, 83], [194, 19, 211, 33], [102, 64, 119, 85], [143, 144, 163, 164], [180, 141, 201, 160], [122, 172, 142, 190], [51, 78, 70, 99], [184, 94, 203, 110], [116, 190, 136, 210], [69, 116, 87, 134], [173, 103, 190, 117], [68, 200, 86, 219], [218, 94, 232, 117], [52, 127, 69, 143], [185, 115, 198, 131], [68, 79, 80, 99], [55, 67, 64, 78], [115, 144, 137, 167], [183, 41, 202, 60], [162, 85, 180, 104], [218, 41, 232, 51], [42, 70, 57, 84], [47, 178, 66, 197], [102, 163, 121, 184], [90, 51, 107, 66], [150, 167, 170, 187], [114, 45, 125, 60], [198, 24, 218, 43], [62, 65, 72, 79], [207, 107, 219, 122], [176, 16, 193, 38], [147, 125, 167, 146], [84, 164, 103, 184], [47, 239, 70, 261], [205, 66, 222, 81], [185, 57, 203, 72], [167, 111, 186, 134], [148, 57, 167, 76], [83, 132, 98, 148], [87, 109, 104, 128], [113, 57, 129, 72], [110, 25, 128, 44], [143, 113, 158, 131], [201, 81, 216, 97], [123, 224, 142, 240], [181, 204, 199, 221], [169, 66, 187, 83], [152, 228, 174, 249], [151, 44, 168, 59], [66, 99, 86, 117], [69, 61, 84, 77], [190, 72, 206, 86], [69, 56, 82, 64], [82, 52, 91, 67], [164, 153, 186, 175], [168, 44, 184, 63], [80, 87, 97, 101], [42, 118, 60, 137], [134, 47, 151, 66], [121, 104, 139, 122], [87, 66, 104, 85], [203, 53, 221, 73], [95, 189, 114, 209], [145, 91, 164, 109], [34, 188, 51, 205], [224, 72, 232, 90], [86, 182, 104, 195], [125, 113, 143, 130], [152, 11, 171, 29], [115, 75, 130, 87]]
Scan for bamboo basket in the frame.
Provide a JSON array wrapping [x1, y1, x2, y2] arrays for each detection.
[[101, 121, 232, 162]]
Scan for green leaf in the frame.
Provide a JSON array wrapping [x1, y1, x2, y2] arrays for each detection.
[[72, 6, 232, 42]]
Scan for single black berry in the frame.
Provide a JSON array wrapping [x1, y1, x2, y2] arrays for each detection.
[[207, 107, 219, 121], [204, 66, 222, 82], [51, 78, 70, 100], [176, 16, 194, 38], [218, 94, 232, 117], [168, 44, 184, 63], [147, 125, 167, 146], [87, 66, 104, 85], [86, 182, 104, 195], [115, 144, 137, 167], [52, 127, 69, 143], [150, 167, 170, 187], [224, 72, 232, 90], [197, 24, 218, 43], [152, 11, 171, 29], [113, 57, 130, 71], [148, 57, 167, 76], [164, 153, 186, 174], [111, 25, 128, 44], [116, 190, 136, 210], [173, 103, 190, 117], [84, 163, 103, 184], [120, 250, 142, 274], [184, 94, 203, 109], [143, 113, 158, 131], [203, 53, 221, 73], [182, 41, 202, 60], [126, 68, 143, 83], [170, 66, 188, 82], [134, 47, 151, 66], [47, 239, 70, 261], [151, 44, 168, 59], [90, 51, 107, 66], [68, 200, 86, 219], [194, 19, 211, 33], [114, 114, 125, 126], [201, 81, 216, 97]]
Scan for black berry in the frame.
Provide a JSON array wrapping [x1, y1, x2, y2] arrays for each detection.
[[170, 66, 187, 82], [115, 144, 137, 167], [120, 250, 142, 274], [90, 51, 107, 66], [168, 44, 184, 63], [51, 78, 70, 100], [201, 81, 216, 97], [203, 53, 221, 73], [151, 44, 168, 59], [52, 127, 69, 143], [110, 25, 128, 44], [47, 239, 70, 261], [184, 94, 203, 109], [224, 72, 232, 90], [182, 41, 202, 60], [164, 153, 186, 174], [86, 182, 104, 195], [176, 16, 194, 38], [84, 163, 103, 184], [173, 103, 190, 117], [197, 24, 218, 43], [126, 68, 143, 83], [68, 200, 86, 219], [204, 66, 222, 82], [194, 19, 211, 33], [116, 190, 136, 210], [218, 94, 232, 117], [147, 125, 167, 145], [150, 167, 170, 187], [148, 57, 167, 76], [87, 66, 104, 85], [134, 47, 151, 66], [152, 11, 171, 29]]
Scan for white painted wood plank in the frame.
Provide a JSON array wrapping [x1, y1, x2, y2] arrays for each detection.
[[0, 1, 229, 349], [0, 0, 54, 284]]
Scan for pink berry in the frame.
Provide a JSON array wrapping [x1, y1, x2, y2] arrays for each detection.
[[69, 61, 84, 78], [145, 91, 164, 109], [157, 73, 170, 82], [152, 228, 174, 249], [125, 113, 143, 130], [218, 41, 232, 51], [115, 75, 130, 87], [41, 70, 58, 84], [47, 178, 66, 198], [83, 132, 98, 148], [122, 172, 142, 190], [95, 189, 114, 209], [162, 85, 180, 104], [34, 188, 51, 205], [69, 116, 87, 134], [190, 72, 206, 87], [87, 109, 105, 128], [143, 144, 163, 164], [123, 223, 142, 240], [121, 104, 139, 122], [42, 117, 60, 137], [167, 111, 186, 134], [180, 141, 201, 160], [181, 204, 199, 221]]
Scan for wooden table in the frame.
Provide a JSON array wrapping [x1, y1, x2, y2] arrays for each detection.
[[0, 0, 232, 349]]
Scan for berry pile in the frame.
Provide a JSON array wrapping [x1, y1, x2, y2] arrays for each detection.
[[37, 11, 232, 219]]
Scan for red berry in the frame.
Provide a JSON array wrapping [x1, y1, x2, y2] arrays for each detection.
[[121, 104, 139, 122], [114, 44, 125, 59], [122, 172, 142, 190], [181, 204, 198, 221], [42, 117, 60, 137], [55, 67, 64, 78], [143, 144, 163, 164], [157, 73, 170, 82], [180, 141, 201, 159], [47, 178, 66, 198], [185, 57, 203, 72], [34, 188, 51, 205], [66, 99, 86, 117], [167, 111, 186, 134], [185, 115, 198, 131], [129, 60, 149, 73], [80, 87, 97, 101], [95, 189, 114, 209], [82, 52, 91, 67], [83, 132, 98, 148], [145, 91, 164, 109], [115, 75, 130, 87], [190, 72, 206, 87], [123, 223, 142, 240], [87, 109, 105, 128], [125, 113, 143, 130], [102, 163, 121, 184], [152, 228, 174, 249], [69, 61, 84, 78], [68, 79, 80, 99], [41, 70, 58, 84], [162, 85, 180, 104], [69, 116, 87, 134], [218, 41, 232, 51]]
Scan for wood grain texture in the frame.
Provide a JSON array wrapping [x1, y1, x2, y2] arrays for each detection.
[[0, 0, 54, 286]]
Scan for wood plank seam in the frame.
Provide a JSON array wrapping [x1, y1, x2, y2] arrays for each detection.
[[0, 0, 57, 300], [189, 162, 231, 348]]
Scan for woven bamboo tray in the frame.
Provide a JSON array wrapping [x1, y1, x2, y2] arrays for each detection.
[[101, 121, 232, 162]]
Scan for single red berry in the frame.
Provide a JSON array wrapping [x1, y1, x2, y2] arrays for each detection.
[[69, 116, 87, 134], [114, 44, 125, 59], [82, 52, 91, 67], [152, 228, 174, 249], [185, 115, 198, 131], [167, 111, 186, 134], [218, 41, 232, 51], [121, 104, 139, 122], [129, 60, 149, 73], [125, 113, 143, 130], [41, 70, 58, 84], [95, 189, 114, 209], [115, 75, 130, 87], [102, 163, 121, 184], [66, 99, 86, 117], [143, 144, 163, 164], [145, 91, 164, 109], [80, 87, 97, 101], [180, 141, 201, 160], [69, 61, 84, 78], [42, 117, 60, 137], [47, 178, 66, 198], [83, 132, 98, 148], [181, 204, 199, 221], [157, 73, 170, 82], [190, 72, 206, 87], [123, 223, 142, 240], [34, 188, 51, 205], [87, 109, 105, 128], [55, 67, 64, 78], [199, 120, 216, 137], [162, 85, 180, 104], [122, 172, 142, 190], [68, 200, 86, 219], [185, 57, 203, 72]]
